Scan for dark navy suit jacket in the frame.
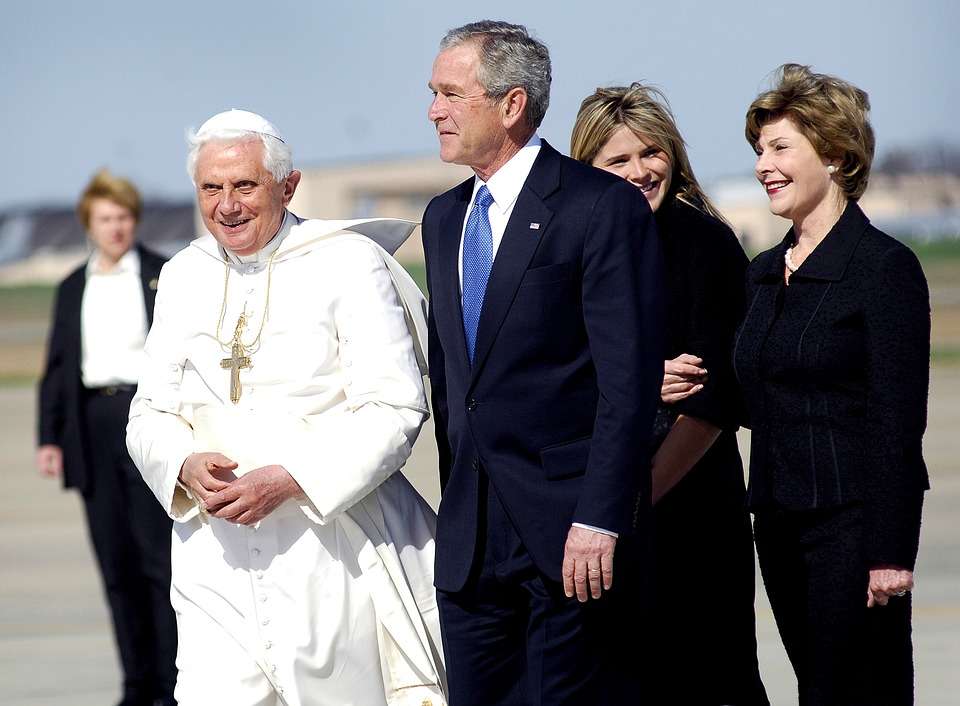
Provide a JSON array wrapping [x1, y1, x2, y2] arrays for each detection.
[[38, 245, 166, 494], [422, 141, 665, 592]]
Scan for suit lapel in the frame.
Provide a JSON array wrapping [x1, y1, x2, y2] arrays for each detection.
[[738, 246, 787, 387], [469, 143, 560, 383], [66, 272, 85, 368], [437, 181, 472, 375]]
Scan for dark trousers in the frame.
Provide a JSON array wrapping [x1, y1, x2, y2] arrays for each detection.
[[437, 473, 646, 706], [753, 504, 914, 706], [82, 389, 178, 706]]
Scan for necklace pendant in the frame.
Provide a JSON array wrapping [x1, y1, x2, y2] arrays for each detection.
[[219, 315, 252, 404], [220, 341, 252, 404]]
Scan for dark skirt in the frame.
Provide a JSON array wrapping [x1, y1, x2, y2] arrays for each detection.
[[649, 422, 769, 705]]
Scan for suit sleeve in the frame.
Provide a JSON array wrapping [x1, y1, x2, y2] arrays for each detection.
[[574, 180, 665, 535], [862, 245, 930, 569], [38, 283, 68, 447]]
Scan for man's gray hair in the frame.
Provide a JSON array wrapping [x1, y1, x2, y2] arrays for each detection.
[[440, 20, 551, 130], [185, 129, 293, 185]]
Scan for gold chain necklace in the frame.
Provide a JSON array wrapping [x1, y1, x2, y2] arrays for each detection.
[[216, 250, 278, 403], [215, 250, 278, 350]]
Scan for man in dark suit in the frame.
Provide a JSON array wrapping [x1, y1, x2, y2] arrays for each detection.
[[423, 21, 665, 705], [37, 170, 177, 706]]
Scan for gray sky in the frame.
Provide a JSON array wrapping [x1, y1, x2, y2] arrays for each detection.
[[2, 0, 956, 210]]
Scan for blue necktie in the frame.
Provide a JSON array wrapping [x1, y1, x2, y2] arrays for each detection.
[[461, 185, 494, 363]]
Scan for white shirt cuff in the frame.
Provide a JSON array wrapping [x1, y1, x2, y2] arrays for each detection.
[[571, 522, 619, 538]]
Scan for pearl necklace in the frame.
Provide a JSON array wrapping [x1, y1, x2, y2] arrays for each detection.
[[784, 246, 800, 273]]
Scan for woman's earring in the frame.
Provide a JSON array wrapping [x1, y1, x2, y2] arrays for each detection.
[[827, 164, 837, 175]]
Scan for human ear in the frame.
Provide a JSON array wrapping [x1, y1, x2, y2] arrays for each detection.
[[501, 87, 528, 130]]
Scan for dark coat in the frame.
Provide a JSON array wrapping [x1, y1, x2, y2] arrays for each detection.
[[656, 198, 748, 432], [37, 245, 167, 494], [422, 141, 665, 592], [650, 198, 769, 704], [733, 201, 930, 569]]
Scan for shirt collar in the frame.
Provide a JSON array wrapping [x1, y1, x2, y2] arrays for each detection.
[[471, 133, 542, 214], [222, 210, 295, 265], [86, 246, 140, 277]]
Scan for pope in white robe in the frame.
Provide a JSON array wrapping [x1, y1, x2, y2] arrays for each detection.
[[126, 110, 445, 706]]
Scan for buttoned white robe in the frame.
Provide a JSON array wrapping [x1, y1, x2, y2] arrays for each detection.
[[126, 214, 445, 706]]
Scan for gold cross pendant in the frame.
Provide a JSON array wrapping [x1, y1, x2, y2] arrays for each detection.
[[220, 341, 251, 404]]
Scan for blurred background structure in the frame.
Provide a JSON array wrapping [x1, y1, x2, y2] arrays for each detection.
[[1, 1, 958, 704]]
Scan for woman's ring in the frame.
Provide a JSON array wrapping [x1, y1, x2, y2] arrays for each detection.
[[894, 590, 908, 597]]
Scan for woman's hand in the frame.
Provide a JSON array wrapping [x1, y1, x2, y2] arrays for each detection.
[[36, 444, 64, 478], [867, 565, 914, 607], [662, 354, 708, 404]]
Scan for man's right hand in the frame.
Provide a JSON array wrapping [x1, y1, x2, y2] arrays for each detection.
[[36, 445, 63, 479], [179, 452, 237, 508]]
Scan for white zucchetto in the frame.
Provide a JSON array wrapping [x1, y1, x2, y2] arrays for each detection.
[[195, 109, 285, 143]]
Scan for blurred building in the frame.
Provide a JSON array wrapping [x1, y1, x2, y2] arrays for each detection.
[[286, 156, 472, 262], [0, 202, 193, 285], [3, 160, 958, 284], [711, 172, 960, 252]]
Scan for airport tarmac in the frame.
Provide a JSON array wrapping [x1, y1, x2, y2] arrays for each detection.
[[1, 369, 957, 705]]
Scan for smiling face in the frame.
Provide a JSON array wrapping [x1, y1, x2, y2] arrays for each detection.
[[194, 139, 300, 256], [87, 198, 137, 266], [754, 115, 840, 224], [427, 42, 509, 174], [591, 125, 673, 212]]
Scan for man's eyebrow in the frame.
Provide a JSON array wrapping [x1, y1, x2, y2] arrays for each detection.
[[430, 80, 460, 93]]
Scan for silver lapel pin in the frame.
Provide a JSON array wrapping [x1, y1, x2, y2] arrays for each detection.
[[529, 223, 540, 230]]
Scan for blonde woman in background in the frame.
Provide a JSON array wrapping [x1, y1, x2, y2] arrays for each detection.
[[572, 84, 768, 705], [37, 170, 177, 706]]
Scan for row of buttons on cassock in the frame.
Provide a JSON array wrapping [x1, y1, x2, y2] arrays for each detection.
[[250, 532, 283, 696]]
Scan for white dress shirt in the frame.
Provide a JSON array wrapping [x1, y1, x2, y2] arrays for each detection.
[[81, 248, 147, 388], [457, 134, 617, 539], [457, 132, 542, 290]]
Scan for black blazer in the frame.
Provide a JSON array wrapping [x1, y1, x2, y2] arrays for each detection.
[[38, 245, 166, 493], [422, 141, 665, 592], [733, 202, 929, 569]]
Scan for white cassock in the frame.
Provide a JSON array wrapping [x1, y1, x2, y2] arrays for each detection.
[[126, 211, 445, 706]]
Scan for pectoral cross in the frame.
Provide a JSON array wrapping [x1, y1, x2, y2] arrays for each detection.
[[220, 315, 251, 404]]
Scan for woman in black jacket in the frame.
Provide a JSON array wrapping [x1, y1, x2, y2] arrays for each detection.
[[735, 64, 930, 705], [571, 83, 768, 706], [37, 170, 177, 706]]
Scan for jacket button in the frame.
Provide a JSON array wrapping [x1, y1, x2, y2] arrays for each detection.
[[467, 399, 477, 411], [472, 458, 479, 472]]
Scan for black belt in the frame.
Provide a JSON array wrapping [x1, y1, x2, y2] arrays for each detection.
[[85, 384, 137, 397]]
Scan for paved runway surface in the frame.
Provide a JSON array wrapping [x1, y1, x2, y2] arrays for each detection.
[[2, 369, 958, 705]]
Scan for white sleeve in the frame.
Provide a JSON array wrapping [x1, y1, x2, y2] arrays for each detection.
[[126, 263, 200, 522], [279, 242, 428, 524], [571, 522, 619, 538]]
